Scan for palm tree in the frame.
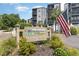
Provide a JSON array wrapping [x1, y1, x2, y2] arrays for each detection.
[[51, 8, 61, 32]]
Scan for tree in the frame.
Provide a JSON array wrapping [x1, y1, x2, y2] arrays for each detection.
[[0, 14, 32, 30], [0, 20, 3, 29], [37, 21, 44, 27], [0, 15, 3, 29], [19, 19, 32, 29], [19, 19, 26, 29], [1, 14, 21, 30], [51, 8, 61, 32]]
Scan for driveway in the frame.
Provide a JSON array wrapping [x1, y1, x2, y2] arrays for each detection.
[[0, 31, 12, 40], [58, 34, 79, 49]]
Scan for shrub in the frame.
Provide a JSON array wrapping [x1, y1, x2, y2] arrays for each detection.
[[19, 38, 36, 56], [0, 38, 16, 55], [53, 48, 68, 56], [70, 27, 78, 35], [66, 48, 79, 56], [50, 35, 64, 49]]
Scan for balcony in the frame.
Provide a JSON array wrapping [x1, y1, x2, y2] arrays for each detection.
[[71, 12, 79, 16], [32, 12, 37, 15], [71, 4, 79, 8], [71, 19, 79, 24]]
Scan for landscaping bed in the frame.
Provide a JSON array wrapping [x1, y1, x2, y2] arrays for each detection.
[[0, 34, 79, 56], [31, 44, 53, 56]]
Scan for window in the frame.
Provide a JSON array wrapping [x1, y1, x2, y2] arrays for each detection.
[[71, 17, 74, 20], [39, 10, 40, 12], [72, 4, 76, 6], [74, 17, 77, 20], [77, 17, 79, 19]]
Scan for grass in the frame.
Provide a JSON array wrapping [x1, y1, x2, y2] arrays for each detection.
[[77, 27, 79, 34], [0, 40, 5, 55], [73, 48, 79, 55], [76, 49, 79, 56], [0, 37, 16, 56], [64, 44, 79, 56], [0, 40, 4, 47]]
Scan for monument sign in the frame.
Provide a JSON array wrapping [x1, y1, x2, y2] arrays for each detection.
[[23, 27, 50, 42]]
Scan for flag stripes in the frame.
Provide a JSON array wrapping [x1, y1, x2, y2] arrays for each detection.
[[61, 15, 70, 30], [57, 17, 68, 37], [59, 15, 70, 36], [57, 14, 71, 37]]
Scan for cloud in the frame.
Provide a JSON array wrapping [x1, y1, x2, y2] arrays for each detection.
[[32, 6, 44, 9], [16, 6, 29, 11]]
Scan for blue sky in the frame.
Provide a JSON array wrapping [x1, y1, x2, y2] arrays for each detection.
[[0, 3, 48, 20]]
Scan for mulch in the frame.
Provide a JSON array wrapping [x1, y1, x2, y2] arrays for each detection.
[[30, 44, 53, 56]]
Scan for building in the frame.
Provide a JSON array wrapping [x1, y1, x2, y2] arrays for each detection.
[[27, 18, 32, 24], [47, 3, 61, 26], [47, 3, 61, 32], [64, 3, 79, 25], [32, 7, 47, 26]]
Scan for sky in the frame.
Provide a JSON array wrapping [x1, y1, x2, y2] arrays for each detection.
[[0, 3, 64, 20]]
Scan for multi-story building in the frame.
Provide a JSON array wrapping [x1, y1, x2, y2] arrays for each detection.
[[47, 3, 61, 26], [64, 3, 79, 25], [27, 18, 33, 23], [32, 7, 47, 26]]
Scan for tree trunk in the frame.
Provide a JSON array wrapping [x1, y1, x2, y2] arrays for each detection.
[[55, 21, 56, 32], [53, 21, 56, 32]]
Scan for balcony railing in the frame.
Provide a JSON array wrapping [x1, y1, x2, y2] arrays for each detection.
[[71, 12, 79, 16], [32, 12, 37, 15], [71, 5, 79, 8], [71, 20, 79, 24]]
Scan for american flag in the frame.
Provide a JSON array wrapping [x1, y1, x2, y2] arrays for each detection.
[[56, 14, 71, 37]]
